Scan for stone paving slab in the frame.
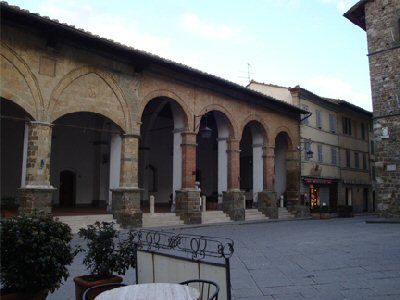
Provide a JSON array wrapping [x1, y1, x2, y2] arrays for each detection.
[[48, 216, 400, 300]]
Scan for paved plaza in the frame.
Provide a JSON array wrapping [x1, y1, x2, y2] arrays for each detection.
[[49, 216, 400, 300]]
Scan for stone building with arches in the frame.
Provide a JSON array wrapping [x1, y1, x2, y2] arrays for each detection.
[[0, 3, 305, 227]]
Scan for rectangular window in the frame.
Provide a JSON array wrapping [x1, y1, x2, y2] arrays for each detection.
[[363, 153, 367, 170], [304, 142, 311, 161], [316, 110, 322, 129], [354, 152, 359, 169], [318, 144, 323, 163], [342, 117, 352, 135], [361, 123, 366, 140], [331, 147, 337, 165], [329, 114, 336, 133], [301, 105, 309, 125], [346, 149, 351, 167]]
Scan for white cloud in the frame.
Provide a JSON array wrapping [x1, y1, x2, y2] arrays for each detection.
[[319, 0, 355, 13], [304, 75, 372, 110], [180, 12, 238, 39], [37, 0, 176, 59]]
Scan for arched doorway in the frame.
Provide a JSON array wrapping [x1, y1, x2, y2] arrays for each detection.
[[51, 112, 123, 212], [139, 97, 187, 212], [196, 111, 232, 210], [240, 121, 266, 208], [1, 99, 32, 202], [275, 132, 290, 205]]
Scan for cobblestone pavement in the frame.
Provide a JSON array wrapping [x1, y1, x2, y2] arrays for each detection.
[[49, 216, 400, 300]]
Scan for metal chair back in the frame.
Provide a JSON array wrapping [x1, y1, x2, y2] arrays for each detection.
[[180, 279, 219, 300]]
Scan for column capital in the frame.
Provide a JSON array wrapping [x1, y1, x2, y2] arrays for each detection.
[[29, 121, 53, 127], [121, 133, 140, 139]]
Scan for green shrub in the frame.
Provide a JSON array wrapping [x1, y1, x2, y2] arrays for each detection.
[[78, 221, 135, 280], [0, 213, 76, 293]]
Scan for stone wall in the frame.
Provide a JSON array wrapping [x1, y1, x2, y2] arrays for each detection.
[[364, 0, 400, 218]]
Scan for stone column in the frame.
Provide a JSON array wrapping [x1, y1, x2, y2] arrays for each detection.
[[217, 137, 228, 207], [18, 121, 56, 214], [286, 150, 300, 207], [252, 143, 264, 206], [223, 139, 244, 221], [258, 146, 278, 219], [111, 134, 142, 228], [175, 131, 201, 224]]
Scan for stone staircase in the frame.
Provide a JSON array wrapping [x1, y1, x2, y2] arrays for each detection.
[[245, 209, 269, 221], [278, 207, 295, 219], [202, 210, 233, 224], [55, 214, 121, 234], [142, 213, 184, 228]]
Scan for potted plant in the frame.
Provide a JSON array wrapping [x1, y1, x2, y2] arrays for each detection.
[[74, 221, 135, 300], [1, 197, 19, 218], [0, 212, 76, 300]]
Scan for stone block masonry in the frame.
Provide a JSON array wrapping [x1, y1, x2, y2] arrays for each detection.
[[364, 0, 400, 218]]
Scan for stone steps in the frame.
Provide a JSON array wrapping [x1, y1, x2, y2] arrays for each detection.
[[245, 209, 269, 221], [202, 210, 233, 224], [278, 207, 295, 219], [142, 213, 184, 228], [55, 214, 120, 233]]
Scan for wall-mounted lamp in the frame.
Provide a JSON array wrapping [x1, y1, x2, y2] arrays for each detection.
[[297, 140, 313, 159], [194, 113, 212, 139]]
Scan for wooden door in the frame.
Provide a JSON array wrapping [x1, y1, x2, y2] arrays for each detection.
[[59, 170, 75, 207]]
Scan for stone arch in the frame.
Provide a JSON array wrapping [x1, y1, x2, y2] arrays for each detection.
[[240, 114, 270, 145], [273, 126, 294, 150], [49, 66, 131, 133], [197, 103, 237, 139], [139, 89, 190, 128], [0, 43, 44, 120]]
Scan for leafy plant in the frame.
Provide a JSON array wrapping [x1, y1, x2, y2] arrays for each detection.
[[0, 213, 76, 293], [78, 222, 135, 279]]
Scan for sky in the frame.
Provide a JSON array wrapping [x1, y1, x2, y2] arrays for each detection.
[[9, 0, 372, 110]]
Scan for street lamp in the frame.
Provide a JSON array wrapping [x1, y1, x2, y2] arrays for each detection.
[[297, 140, 313, 159]]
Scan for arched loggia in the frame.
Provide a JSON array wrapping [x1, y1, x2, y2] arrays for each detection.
[[196, 110, 233, 210], [1, 98, 33, 202], [50, 112, 123, 211], [240, 121, 266, 208], [139, 97, 187, 212]]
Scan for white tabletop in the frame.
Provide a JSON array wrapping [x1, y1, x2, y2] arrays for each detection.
[[95, 283, 200, 300]]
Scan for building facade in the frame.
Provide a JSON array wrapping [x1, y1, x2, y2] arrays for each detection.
[[248, 82, 374, 213], [0, 3, 304, 227], [344, 0, 400, 218]]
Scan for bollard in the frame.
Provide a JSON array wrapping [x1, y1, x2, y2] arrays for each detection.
[[202, 195, 207, 212], [150, 195, 155, 214], [242, 195, 246, 209]]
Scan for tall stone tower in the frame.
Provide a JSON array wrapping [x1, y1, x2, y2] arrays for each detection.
[[345, 0, 400, 218]]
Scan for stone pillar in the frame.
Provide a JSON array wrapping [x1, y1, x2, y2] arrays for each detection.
[[252, 143, 264, 206], [18, 122, 55, 214], [258, 146, 277, 218], [172, 128, 184, 212], [217, 137, 228, 206], [223, 139, 244, 221], [286, 150, 300, 208], [111, 134, 142, 228], [175, 131, 201, 224]]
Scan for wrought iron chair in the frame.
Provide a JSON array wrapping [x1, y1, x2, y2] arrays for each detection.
[[82, 283, 127, 300], [180, 279, 220, 300]]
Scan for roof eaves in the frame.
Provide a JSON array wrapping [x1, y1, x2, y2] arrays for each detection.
[[343, 0, 372, 31]]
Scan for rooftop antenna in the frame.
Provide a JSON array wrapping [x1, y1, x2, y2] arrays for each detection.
[[238, 62, 253, 84]]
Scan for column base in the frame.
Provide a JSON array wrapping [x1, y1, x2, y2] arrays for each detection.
[[175, 189, 201, 224], [258, 191, 278, 219], [287, 205, 310, 218], [286, 190, 300, 207], [111, 187, 142, 228], [18, 186, 56, 214], [223, 190, 245, 221]]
